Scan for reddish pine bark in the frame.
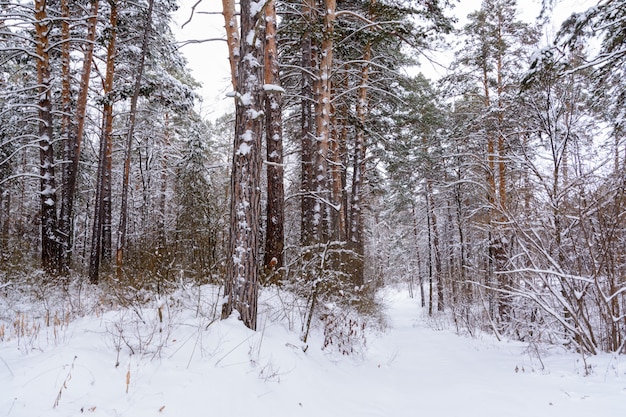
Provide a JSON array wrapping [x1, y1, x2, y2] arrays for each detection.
[[263, 0, 285, 274], [348, 42, 370, 286], [58, 0, 99, 272], [89, 0, 117, 284], [222, 0, 265, 330], [35, 0, 59, 274], [300, 0, 316, 246], [222, 0, 239, 90]]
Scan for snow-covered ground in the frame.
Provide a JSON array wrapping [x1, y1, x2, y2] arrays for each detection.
[[1, 284, 625, 417]]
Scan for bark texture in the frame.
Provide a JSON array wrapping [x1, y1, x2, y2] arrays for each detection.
[[300, 0, 316, 246], [58, 0, 99, 273], [35, 0, 59, 274], [89, 0, 117, 284], [222, 0, 265, 330], [263, 0, 285, 274]]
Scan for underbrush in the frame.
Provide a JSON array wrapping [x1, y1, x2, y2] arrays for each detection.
[[0, 270, 102, 350], [0, 271, 388, 362]]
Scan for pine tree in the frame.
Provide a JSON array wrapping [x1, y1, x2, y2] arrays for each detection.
[[264, 0, 285, 276], [221, 0, 265, 330]]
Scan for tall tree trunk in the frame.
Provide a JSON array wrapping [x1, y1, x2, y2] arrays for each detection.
[[157, 113, 170, 251], [494, 12, 509, 321], [496, 13, 507, 214], [411, 203, 425, 307], [482, 61, 497, 315], [221, 0, 265, 330], [454, 177, 470, 303], [348, 42, 371, 286], [300, 0, 316, 246], [58, 0, 71, 274], [426, 179, 443, 312], [59, 0, 99, 273], [0, 188, 9, 256], [89, 0, 117, 284], [330, 80, 347, 241], [445, 185, 457, 306], [222, 0, 239, 90], [35, 0, 59, 275], [263, 0, 285, 274], [426, 192, 433, 316], [312, 0, 336, 243], [116, 0, 154, 277]]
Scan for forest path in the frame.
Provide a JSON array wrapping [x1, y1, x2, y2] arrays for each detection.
[[338, 288, 626, 417]]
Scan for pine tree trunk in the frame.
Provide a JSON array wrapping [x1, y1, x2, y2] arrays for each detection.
[[0, 188, 9, 256], [300, 0, 316, 246], [482, 62, 497, 314], [411, 203, 425, 307], [157, 113, 170, 250], [58, 0, 72, 275], [35, 0, 59, 275], [454, 179, 470, 302], [329, 90, 347, 241], [426, 191, 433, 316], [495, 12, 507, 215], [425, 179, 443, 312], [312, 0, 336, 243], [263, 0, 285, 275], [89, 0, 117, 284], [495, 16, 509, 321], [221, 0, 239, 90], [59, 0, 99, 273], [348, 42, 371, 286], [221, 0, 265, 330]]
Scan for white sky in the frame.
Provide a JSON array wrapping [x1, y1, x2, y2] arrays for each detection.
[[173, 1, 235, 119], [172, 0, 594, 120]]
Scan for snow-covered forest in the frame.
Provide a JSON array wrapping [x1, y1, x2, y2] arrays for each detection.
[[1, 0, 625, 413]]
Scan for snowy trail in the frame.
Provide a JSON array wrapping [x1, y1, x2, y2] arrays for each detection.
[[339, 290, 626, 417], [1, 288, 625, 416]]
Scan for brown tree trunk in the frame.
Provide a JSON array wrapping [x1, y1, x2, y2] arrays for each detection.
[[300, 0, 316, 246], [329, 93, 347, 241], [222, 0, 239, 90], [454, 179, 470, 302], [495, 14, 510, 321], [496, 14, 507, 214], [312, 0, 336, 243], [411, 203, 425, 307], [426, 179, 443, 312], [482, 62, 498, 314], [263, 0, 285, 275], [221, 0, 265, 330], [89, 0, 117, 284], [59, 0, 99, 273], [58, 0, 71, 274], [348, 42, 371, 286], [35, 0, 59, 275], [0, 188, 8, 255], [426, 190, 433, 316], [157, 113, 170, 250]]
